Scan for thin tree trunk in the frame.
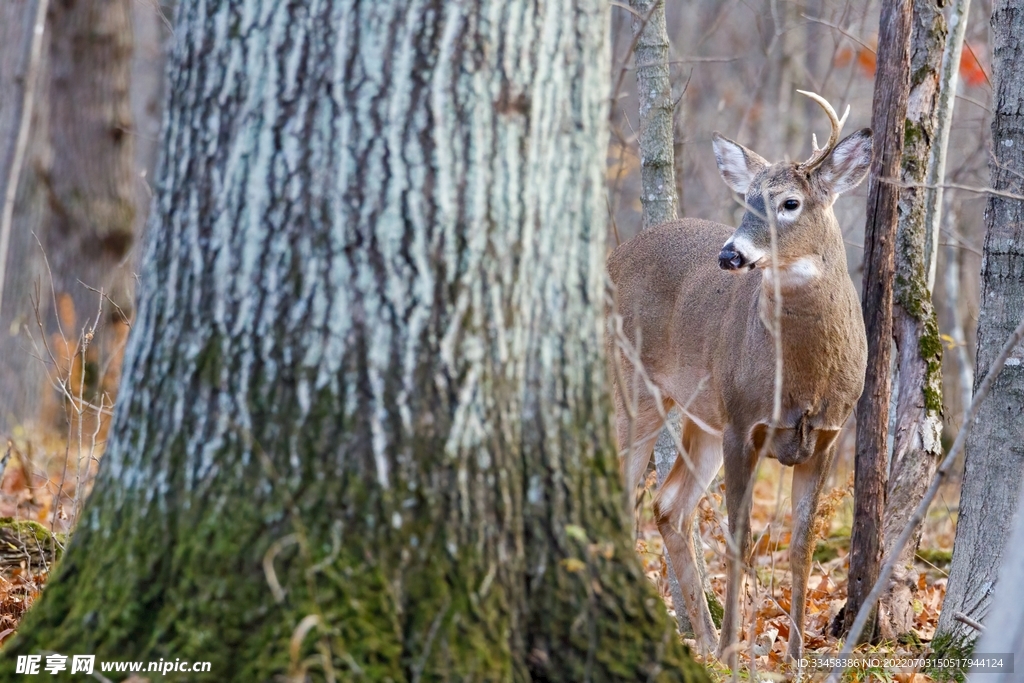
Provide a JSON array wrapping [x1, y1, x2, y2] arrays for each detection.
[[627, 0, 716, 638], [0, 0, 50, 435], [629, 0, 677, 230], [922, 0, 971, 292], [936, 0, 1024, 652], [129, 0, 173, 229], [944, 239, 974, 426], [879, 0, 946, 642], [43, 0, 136, 318], [3, 2, 707, 680], [845, 0, 913, 642]]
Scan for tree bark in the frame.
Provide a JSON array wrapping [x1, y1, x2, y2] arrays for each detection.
[[845, 0, 913, 642], [879, 0, 945, 642], [0, 0, 50, 434], [3, 2, 708, 681], [0, 0, 139, 436], [626, 0, 716, 638], [922, 0, 971, 292], [629, 0, 678, 230], [43, 0, 136, 318], [935, 0, 1024, 652], [970, 478, 1024, 681]]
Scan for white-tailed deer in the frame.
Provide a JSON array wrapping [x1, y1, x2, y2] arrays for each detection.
[[609, 92, 870, 661]]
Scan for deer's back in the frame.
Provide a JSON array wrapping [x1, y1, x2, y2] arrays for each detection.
[[608, 219, 757, 429]]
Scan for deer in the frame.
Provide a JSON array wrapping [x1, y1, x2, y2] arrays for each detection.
[[608, 92, 870, 663]]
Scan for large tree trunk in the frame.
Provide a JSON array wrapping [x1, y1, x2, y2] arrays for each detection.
[[2, 2, 707, 681], [879, 0, 946, 642], [845, 0, 913, 642], [935, 0, 1024, 652]]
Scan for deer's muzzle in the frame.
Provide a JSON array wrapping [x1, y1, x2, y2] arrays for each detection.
[[718, 245, 746, 270]]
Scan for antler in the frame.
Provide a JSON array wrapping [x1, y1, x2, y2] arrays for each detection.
[[796, 90, 850, 170]]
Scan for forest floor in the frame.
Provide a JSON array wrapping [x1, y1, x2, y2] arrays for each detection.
[[636, 449, 961, 682], [0, 413, 962, 682], [0, 419, 98, 649]]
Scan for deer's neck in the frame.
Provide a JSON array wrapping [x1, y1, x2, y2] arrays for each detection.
[[756, 237, 854, 333]]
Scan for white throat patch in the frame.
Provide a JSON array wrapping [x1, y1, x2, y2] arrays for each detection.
[[763, 256, 821, 288]]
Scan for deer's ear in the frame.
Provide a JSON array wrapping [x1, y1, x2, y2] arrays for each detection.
[[712, 132, 768, 194], [818, 128, 872, 195]]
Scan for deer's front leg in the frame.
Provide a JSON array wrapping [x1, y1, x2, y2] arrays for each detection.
[[787, 443, 836, 661], [717, 427, 756, 667]]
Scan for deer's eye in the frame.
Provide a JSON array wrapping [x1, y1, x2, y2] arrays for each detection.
[[782, 198, 800, 211]]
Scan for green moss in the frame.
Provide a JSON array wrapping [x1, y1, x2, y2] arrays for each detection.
[[903, 119, 923, 148], [916, 547, 952, 566], [926, 631, 976, 682], [902, 120, 929, 177], [0, 517, 65, 548], [918, 320, 942, 359], [195, 334, 223, 387], [899, 630, 923, 647], [706, 590, 723, 629], [918, 314, 944, 415]]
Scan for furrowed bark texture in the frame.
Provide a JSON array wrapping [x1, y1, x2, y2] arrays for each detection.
[[971, 479, 1024, 681], [936, 0, 1024, 649], [880, 0, 945, 642], [3, 2, 707, 682], [845, 0, 913, 641], [44, 0, 136, 316], [628, 0, 678, 230]]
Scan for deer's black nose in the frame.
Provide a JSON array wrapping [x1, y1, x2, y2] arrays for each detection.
[[719, 246, 745, 270]]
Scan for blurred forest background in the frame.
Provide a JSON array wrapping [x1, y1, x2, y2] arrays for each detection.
[[0, 0, 999, 674]]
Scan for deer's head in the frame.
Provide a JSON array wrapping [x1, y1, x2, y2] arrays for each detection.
[[711, 92, 872, 274]]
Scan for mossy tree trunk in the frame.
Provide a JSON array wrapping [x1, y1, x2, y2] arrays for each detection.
[[936, 0, 1024, 651], [845, 0, 913, 642], [2, 2, 707, 681], [880, 0, 945, 642]]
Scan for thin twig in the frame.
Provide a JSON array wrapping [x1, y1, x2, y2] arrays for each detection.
[[953, 611, 986, 633], [880, 177, 1024, 202], [728, 178, 784, 678], [800, 13, 876, 54]]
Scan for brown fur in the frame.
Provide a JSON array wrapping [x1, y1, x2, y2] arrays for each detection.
[[608, 131, 869, 661]]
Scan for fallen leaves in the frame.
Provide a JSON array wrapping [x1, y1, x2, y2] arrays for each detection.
[[637, 459, 956, 681]]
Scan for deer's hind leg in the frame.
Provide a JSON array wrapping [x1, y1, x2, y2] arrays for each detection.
[[655, 418, 722, 656], [614, 370, 672, 514]]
